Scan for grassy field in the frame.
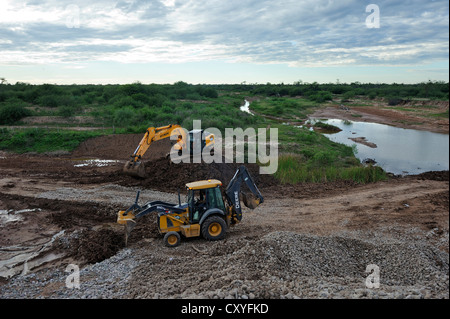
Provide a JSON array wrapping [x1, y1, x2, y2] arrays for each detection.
[[1, 81, 447, 183]]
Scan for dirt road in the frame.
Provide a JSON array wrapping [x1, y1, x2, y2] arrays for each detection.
[[0, 134, 448, 299]]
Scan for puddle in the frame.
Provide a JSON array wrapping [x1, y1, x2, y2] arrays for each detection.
[[0, 208, 43, 226], [73, 159, 120, 167], [314, 119, 449, 175], [0, 210, 24, 225]]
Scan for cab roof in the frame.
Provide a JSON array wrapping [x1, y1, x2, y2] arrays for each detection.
[[186, 179, 222, 190]]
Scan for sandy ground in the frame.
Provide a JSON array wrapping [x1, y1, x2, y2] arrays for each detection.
[[309, 99, 449, 134], [0, 125, 448, 298]]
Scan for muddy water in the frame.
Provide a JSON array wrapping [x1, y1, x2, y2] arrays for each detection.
[[316, 119, 449, 175]]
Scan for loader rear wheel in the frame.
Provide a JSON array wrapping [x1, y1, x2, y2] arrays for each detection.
[[201, 216, 227, 241], [164, 231, 180, 247]]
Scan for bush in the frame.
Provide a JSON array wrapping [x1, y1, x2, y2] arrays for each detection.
[[387, 97, 403, 106], [114, 107, 137, 127], [131, 93, 151, 104], [35, 94, 59, 107], [343, 90, 356, 100], [58, 105, 76, 118], [0, 104, 32, 124], [112, 96, 147, 109], [307, 91, 333, 103]]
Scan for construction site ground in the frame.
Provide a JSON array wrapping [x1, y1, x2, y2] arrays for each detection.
[[0, 134, 448, 299]]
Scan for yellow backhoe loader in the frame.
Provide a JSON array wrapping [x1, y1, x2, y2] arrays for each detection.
[[123, 124, 215, 178], [117, 165, 263, 247]]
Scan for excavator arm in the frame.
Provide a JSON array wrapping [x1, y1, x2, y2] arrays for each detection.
[[225, 165, 264, 222], [123, 124, 186, 178]]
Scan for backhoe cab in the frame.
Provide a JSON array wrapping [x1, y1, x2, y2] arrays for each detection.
[[117, 166, 263, 247]]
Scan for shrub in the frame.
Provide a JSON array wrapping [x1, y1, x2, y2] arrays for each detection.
[[35, 94, 59, 107], [113, 96, 147, 109], [308, 91, 333, 103], [58, 105, 76, 118], [387, 97, 403, 106], [0, 104, 32, 124], [114, 107, 137, 127]]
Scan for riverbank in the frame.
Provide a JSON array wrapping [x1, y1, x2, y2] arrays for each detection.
[[309, 99, 449, 134]]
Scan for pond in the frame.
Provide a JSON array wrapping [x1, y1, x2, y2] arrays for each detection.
[[312, 119, 449, 175]]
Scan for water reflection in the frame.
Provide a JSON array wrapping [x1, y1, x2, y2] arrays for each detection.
[[316, 119, 449, 175]]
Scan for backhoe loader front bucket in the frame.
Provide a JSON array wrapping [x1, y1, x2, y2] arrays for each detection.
[[242, 192, 261, 210], [123, 160, 146, 178], [117, 210, 137, 246]]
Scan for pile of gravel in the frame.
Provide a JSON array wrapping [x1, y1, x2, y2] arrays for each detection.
[[250, 231, 448, 286], [1, 231, 448, 299], [0, 248, 140, 299]]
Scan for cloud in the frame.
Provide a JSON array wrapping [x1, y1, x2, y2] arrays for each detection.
[[0, 0, 448, 70]]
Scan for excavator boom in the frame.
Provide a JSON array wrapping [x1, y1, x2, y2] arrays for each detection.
[[123, 124, 186, 178]]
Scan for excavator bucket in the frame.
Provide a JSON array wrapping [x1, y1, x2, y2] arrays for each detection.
[[242, 192, 261, 209], [123, 160, 146, 178]]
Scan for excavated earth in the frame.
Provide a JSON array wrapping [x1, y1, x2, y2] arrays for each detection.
[[0, 134, 448, 299]]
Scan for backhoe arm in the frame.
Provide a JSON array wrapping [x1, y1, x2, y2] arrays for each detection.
[[225, 166, 264, 222]]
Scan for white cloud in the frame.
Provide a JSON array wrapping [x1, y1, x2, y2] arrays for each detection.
[[0, 0, 448, 78]]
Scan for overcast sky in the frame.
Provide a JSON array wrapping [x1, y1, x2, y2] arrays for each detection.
[[0, 0, 448, 84]]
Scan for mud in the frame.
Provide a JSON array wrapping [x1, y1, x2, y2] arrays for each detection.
[[310, 100, 449, 134], [67, 228, 125, 264], [0, 133, 448, 298], [348, 137, 377, 148]]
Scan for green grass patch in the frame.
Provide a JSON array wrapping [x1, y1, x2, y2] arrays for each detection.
[[250, 97, 317, 120], [430, 110, 449, 118], [0, 128, 106, 153], [275, 154, 387, 184]]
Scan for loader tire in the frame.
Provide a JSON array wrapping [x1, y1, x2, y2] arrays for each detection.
[[201, 216, 227, 241], [164, 231, 181, 247]]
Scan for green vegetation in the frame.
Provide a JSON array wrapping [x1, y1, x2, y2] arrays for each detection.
[[237, 80, 449, 101], [312, 121, 341, 132], [0, 81, 256, 132], [269, 123, 386, 183], [430, 109, 449, 119], [0, 103, 32, 124], [0, 128, 105, 153], [1, 80, 444, 184], [275, 153, 386, 183], [249, 97, 317, 120]]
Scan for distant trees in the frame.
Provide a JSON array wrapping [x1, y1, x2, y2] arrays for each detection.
[[236, 81, 449, 102]]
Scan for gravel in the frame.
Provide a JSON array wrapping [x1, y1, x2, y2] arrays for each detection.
[[1, 230, 448, 299], [37, 184, 180, 206]]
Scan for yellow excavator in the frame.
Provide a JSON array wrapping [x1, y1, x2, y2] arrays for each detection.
[[117, 165, 263, 247], [123, 124, 215, 178]]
